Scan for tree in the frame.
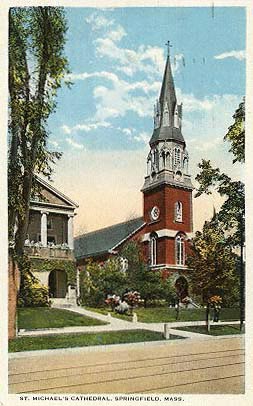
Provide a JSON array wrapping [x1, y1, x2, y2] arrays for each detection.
[[224, 98, 245, 164], [80, 258, 127, 307], [187, 215, 239, 330], [121, 241, 175, 307], [194, 100, 245, 329], [8, 7, 71, 256]]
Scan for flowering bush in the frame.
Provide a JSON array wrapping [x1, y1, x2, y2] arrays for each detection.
[[105, 294, 120, 310], [208, 295, 222, 306], [115, 301, 129, 314], [123, 291, 141, 307]]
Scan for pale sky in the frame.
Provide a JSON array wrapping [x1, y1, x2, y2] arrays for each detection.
[[45, 7, 245, 235]]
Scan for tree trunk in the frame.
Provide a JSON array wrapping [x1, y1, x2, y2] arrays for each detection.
[[8, 256, 20, 338], [205, 303, 210, 333], [15, 171, 33, 256]]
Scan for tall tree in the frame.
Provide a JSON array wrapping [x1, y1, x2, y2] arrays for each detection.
[[8, 7, 71, 256], [194, 99, 245, 329], [187, 215, 239, 318]]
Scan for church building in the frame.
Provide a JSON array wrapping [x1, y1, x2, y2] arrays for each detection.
[[75, 47, 194, 299]]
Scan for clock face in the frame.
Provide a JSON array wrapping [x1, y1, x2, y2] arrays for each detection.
[[150, 206, 160, 221]]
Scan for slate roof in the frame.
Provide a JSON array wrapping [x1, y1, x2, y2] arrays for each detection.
[[149, 54, 185, 146], [159, 54, 177, 126], [150, 126, 185, 145], [74, 217, 146, 259]]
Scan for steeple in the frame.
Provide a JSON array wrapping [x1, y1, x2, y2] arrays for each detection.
[[159, 45, 177, 127], [150, 42, 184, 146], [142, 43, 193, 192]]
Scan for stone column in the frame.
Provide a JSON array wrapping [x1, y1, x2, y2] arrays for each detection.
[[67, 214, 74, 249], [41, 211, 48, 247]]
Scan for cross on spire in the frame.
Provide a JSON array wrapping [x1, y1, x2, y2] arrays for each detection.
[[165, 40, 172, 57]]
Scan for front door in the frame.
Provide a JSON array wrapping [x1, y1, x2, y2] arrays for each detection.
[[49, 270, 67, 298]]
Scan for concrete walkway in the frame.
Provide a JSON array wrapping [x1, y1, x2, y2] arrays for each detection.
[[17, 305, 241, 340]]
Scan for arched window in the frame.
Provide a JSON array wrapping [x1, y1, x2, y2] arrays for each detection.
[[176, 235, 185, 265], [174, 147, 181, 167], [150, 233, 158, 266], [175, 201, 183, 222], [183, 156, 189, 174]]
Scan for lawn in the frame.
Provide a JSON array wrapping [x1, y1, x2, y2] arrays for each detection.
[[175, 324, 244, 336], [9, 330, 167, 352], [87, 306, 240, 323], [134, 307, 240, 323], [18, 307, 107, 330]]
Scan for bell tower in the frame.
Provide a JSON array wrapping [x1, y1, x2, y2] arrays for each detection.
[[141, 43, 193, 274]]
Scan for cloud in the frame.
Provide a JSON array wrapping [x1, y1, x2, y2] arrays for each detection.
[[214, 50, 246, 61], [69, 70, 160, 120], [107, 26, 126, 42], [66, 138, 85, 150], [176, 88, 215, 112], [188, 136, 222, 152], [62, 120, 111, 135], [85, 13, 114, 31], [95, 38, 165, 78], [133, 132, 150, 144]]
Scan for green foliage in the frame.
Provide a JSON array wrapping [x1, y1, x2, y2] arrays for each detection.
[[195, 159, 244, 247], [30, 258, 76, 285], [9, 330, 166, 353], [18, 273, 49, 307], [162, 277, 179, 305], [121, 241, 177, 307], [80, 258, 127, 307], [187, 215, 239, 305], [224, 99, 245, 164], [8, 7, 71, 254], [80, 242, 179, 309], [17, 307, 107, 329]]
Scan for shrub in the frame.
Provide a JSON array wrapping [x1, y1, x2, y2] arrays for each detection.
[[18, 273, 49, 307]]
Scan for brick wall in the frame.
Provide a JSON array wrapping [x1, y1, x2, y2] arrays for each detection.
[[8, 257, 20, 339], [143, 185, 193, 233]]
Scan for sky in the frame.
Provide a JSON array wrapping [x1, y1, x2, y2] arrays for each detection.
[[47, 6, 246, 235]]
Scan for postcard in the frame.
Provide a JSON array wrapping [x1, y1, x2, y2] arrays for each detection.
[[1, 1, 252, 406]]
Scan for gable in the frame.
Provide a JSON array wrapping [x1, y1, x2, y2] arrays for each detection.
[[31, 176, 78, 208]]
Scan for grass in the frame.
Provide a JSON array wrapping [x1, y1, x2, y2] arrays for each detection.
[[134, 307, 240, 323], [18, 307, 107, 330], [175, 324, 244, 336], [9, 330, 168, 352], [85, 306, 240, 323]]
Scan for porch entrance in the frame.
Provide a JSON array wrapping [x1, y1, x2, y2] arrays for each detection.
[[49, 270, 67, 298]]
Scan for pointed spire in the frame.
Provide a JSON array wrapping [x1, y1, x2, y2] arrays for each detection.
[[159, 42, 177, 128], [149, 43, 185, 147]]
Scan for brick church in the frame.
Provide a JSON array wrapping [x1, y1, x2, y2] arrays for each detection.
[[75, 48, 194, 298]]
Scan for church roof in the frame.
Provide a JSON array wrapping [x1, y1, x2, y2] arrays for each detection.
[[74, 217, 146, 259], [159, 53, 177, 125], [150, 51, 185, 146], [150, 126, 185, 145]]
